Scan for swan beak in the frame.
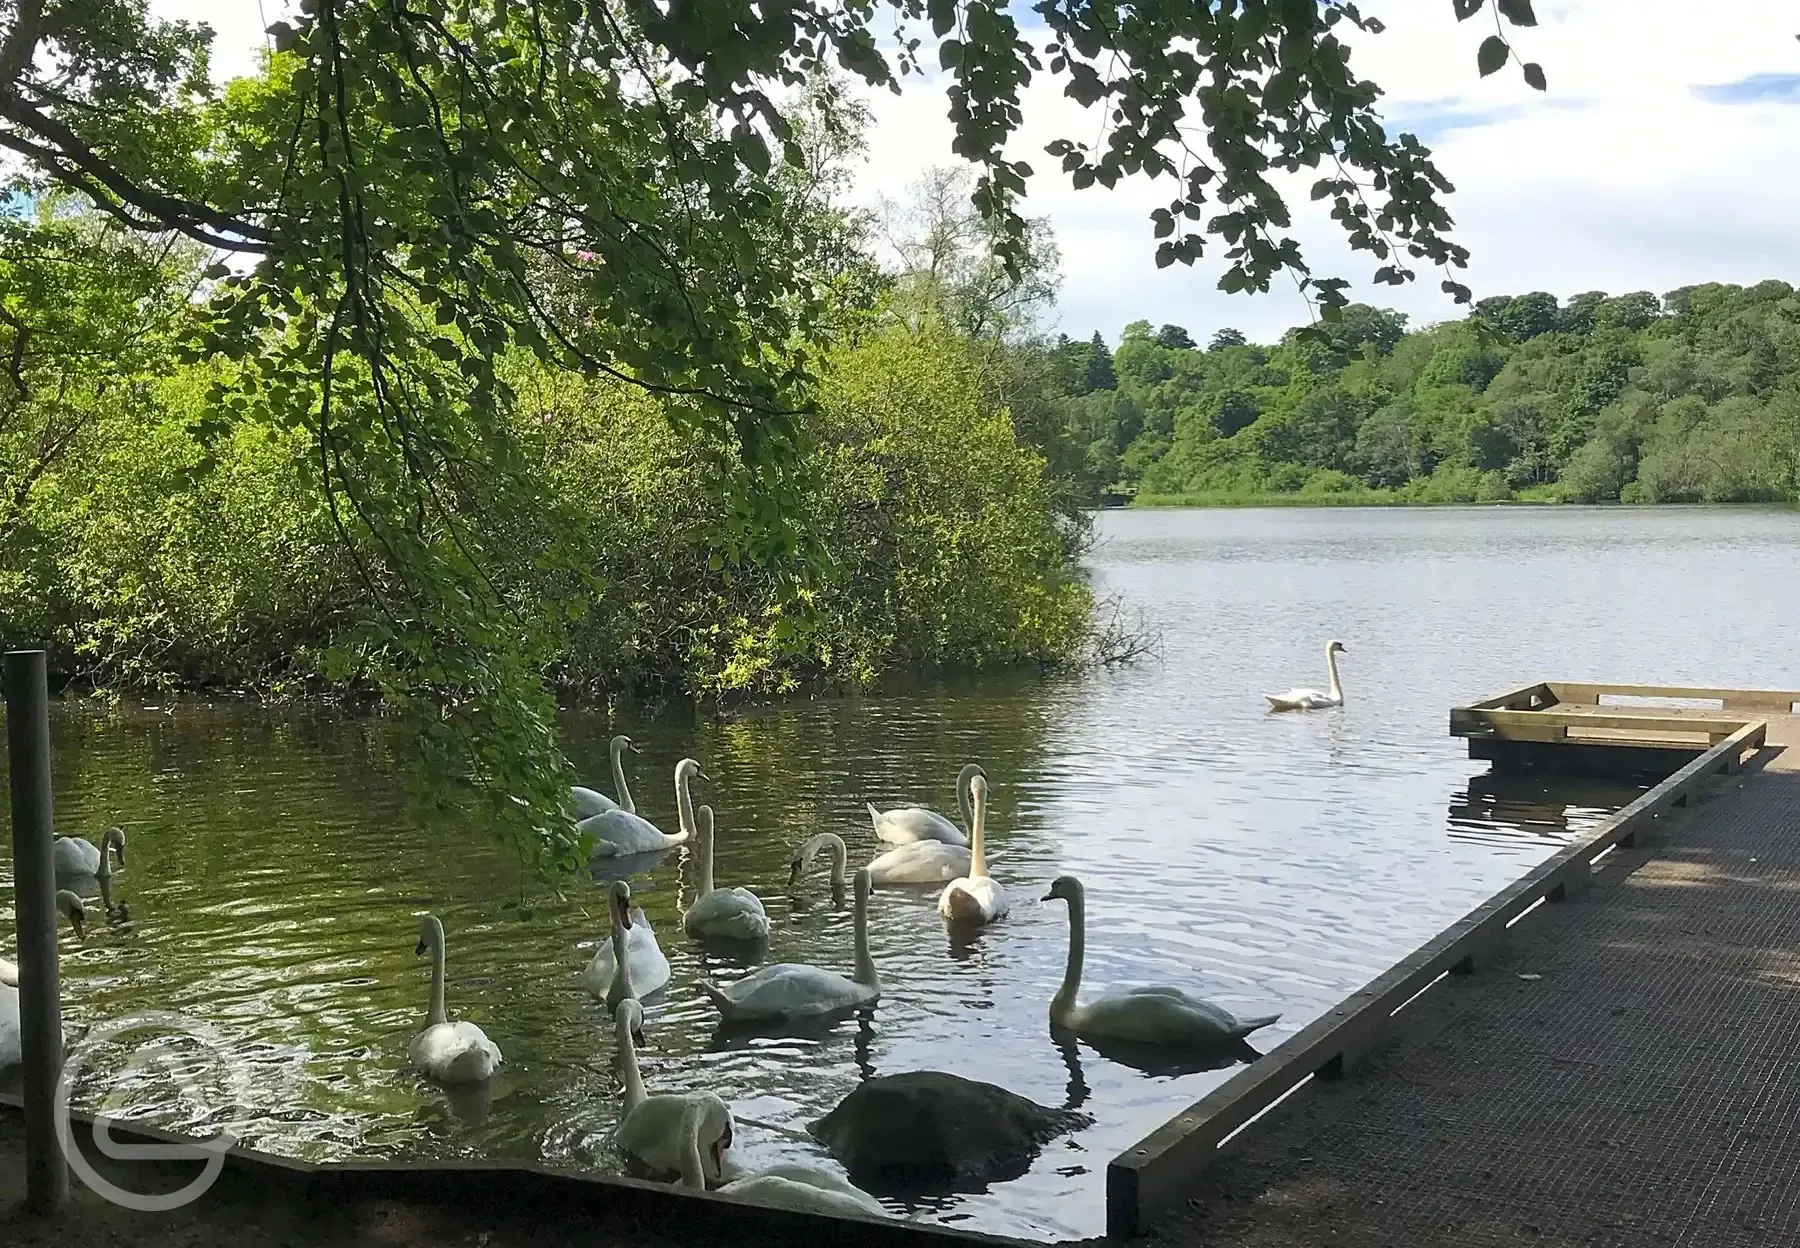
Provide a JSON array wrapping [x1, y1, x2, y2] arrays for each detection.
[[711, 1132, 728, 1173], [69, 912, 85, 941], [633, 1026, 646, 1048], [787, 859, 802, 887], [413, 938, 426, 957], [1040, 889, 1054, 902]]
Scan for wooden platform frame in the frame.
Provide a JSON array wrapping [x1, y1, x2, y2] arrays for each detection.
[[1102, 682, 1783, 1238]]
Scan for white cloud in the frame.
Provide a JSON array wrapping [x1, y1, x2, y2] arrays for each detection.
[[853, 0, 1800, 343], [178, 1, 1800, 345]]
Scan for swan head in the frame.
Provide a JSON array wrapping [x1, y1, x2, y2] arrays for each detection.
[[969, 773, 989, 806], [852, 867, 873, 904], [606, 880, 634, 931], [613, 997, 646, 1049], [696, 804, 714, 844], [103, 825, 127, 865], [1042, 874, 1083, 905], [1327, 639, 1347, 655], [56, 889, 86, 941], [414, 913, 443, 957], [610, 734, 636, 755], [675, 757, 710, 785]]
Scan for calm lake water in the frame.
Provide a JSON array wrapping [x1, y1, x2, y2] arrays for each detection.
[[6, 505, 1800, 1240]]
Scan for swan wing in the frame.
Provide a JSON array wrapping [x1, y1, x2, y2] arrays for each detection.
[[867, 841, 969, 885], [1266, 686, 1337, 710], [571, 785, 619, 818], [1078, 987, 1260, 1046], [627, 922, 672, 996], [410, 1020, 501, 1083], [579, 810, 672, 856], [720, 1174, 886, 1219], [705, 963, 871, 1020], [684, 888, 773, 940], [52, 837, 100, 875], [0, 986, 18, 1067], [938, 875, 1009, 924], [869, 804, 968, 847]]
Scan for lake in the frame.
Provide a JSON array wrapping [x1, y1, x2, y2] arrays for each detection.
[[6, 504, 1800, 1240]]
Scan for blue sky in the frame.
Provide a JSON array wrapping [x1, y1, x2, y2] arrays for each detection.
[[174, 1, 1800, 344]]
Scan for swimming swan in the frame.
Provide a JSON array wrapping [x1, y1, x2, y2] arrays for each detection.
[[937, 774, 1007, 927], [867, 763, 984, 847], [789, 832, 850, 909], [1265, 640, 1347, 711], [807, 1071, 1090, 1186], [683, 805, 771, 941], [0, 893, 87, 1068], [701, 869, 878, 1023], [580, 757, 702, 857], [572, 734, 639, 817], [612, 999, 734, 1181], [408, 914, 503, 1084], [583, 880, 671, 1009], [678, 1100, 886, 1217], [53, 825, 125, 877], [865, 837, 973, 886], [1043, 875, 1279, 1049], [0, 890, 86, 987]]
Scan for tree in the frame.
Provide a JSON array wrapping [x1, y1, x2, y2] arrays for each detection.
[[0, 0, 1544, 867], [1208, 328, 1249, 352], [1086, 332, 1117, 392], [1497, 292, 1560, 342], [1156, 325, 1196, 351]]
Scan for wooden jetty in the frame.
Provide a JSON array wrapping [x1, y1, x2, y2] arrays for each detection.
[[1107, 680, 1800, 1245]]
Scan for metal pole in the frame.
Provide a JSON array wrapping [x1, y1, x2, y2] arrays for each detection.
[[5, 649, 67, 1212]]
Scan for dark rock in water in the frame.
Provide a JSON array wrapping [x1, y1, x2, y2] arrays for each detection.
[[808, 1071, 1092, 1192]]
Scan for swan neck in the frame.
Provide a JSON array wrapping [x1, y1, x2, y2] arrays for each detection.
[[612, 740, 635, 815], [675, 766, 696, 837], [969, 786, 989, 878], [611, 912, 635, 1001], [618, 1019, 646, 1112], [1052, 891, 1084, 1025], [1326, 646, 1342, 700], [959, 773, 974, 835], [829, 835, 848, 890], [427, 924, 449, 1027], [697, 823, 715, 896], [97, 863, 115, 912], [852, 882, 877, 989], [677, 1108, 706, 1190]]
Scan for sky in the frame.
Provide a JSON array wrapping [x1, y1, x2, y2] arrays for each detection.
[[163, 1, 1800, 344]]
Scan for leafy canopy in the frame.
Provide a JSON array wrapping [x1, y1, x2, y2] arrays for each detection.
[[0, 0, 1542, 865]]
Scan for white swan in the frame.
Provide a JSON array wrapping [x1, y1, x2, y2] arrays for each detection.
[[583, 879, 671, 1009], [408, 914, 503, 1084], [865, 838, 971, 886], [1265, 640, 1347, 711], [937, 774, 1007, 926], [572, 734, 639, 817], [0, 890, 86, 987], [0, 892, 87, 1067], [677, 1101, 886, 1217], [867, 763, 983, 847], [1043, 875, 1279, 1049], [701, 868, 878, 1023], [683, 805, 771, 941], [612, 998, 734, 1181], [580, 757, 702, 857], [53, 825, 125, 877], [789, 832, 850, 908]]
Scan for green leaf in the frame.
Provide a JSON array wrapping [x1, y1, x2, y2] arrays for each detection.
[[1522, 62, 1547, 91], [1477, 35, 1509, 77], [1452, 0, 1486, 19], [1496, 0, 1538, 26]]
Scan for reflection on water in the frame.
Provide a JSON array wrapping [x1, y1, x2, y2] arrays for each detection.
[[4, 505, 1800, 1240]]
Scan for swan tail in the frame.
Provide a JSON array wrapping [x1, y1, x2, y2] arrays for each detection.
[[699, 979, 734, 1016], [1233, 1013, 1281, 1038], [663, 829, 691, 847], [866, 803, 884, 830]]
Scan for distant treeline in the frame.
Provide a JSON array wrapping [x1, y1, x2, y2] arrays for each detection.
[[1040, 283, 1800, 506]]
